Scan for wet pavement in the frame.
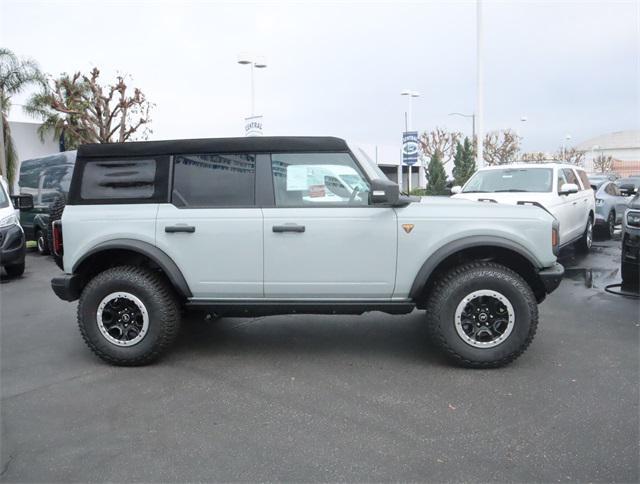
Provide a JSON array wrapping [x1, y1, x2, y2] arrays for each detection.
[[1, 239, 638, 483]]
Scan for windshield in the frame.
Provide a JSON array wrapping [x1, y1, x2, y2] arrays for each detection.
[[463, 168, 553, 193], [0, 181, 9, 208]]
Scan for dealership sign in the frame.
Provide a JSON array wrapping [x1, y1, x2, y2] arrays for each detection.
[[245, 115, 263, 137], [402, 131, 419, 166]]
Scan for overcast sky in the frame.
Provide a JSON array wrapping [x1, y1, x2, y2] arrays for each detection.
[[1, 0, 638, 156]]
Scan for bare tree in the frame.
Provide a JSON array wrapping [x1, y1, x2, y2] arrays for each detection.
[[419, 127, 462, 165], [520, 152, 548, 162], [592, 154, 614, 173], [483, 130, 520, 165], [553, 147, 585, 166], [25, 67, 153, 149]]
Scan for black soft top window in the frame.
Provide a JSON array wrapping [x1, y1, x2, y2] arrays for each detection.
[[69, 156, 170, 204]]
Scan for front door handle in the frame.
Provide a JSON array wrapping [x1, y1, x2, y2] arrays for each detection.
[[273, 224, 305, 233], [165, 225, 196, 233]]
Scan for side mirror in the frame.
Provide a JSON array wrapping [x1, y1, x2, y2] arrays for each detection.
[[559, 183, 579, 195], [324, 175, 351, 198], [451, 185, 462, 195], [11, 194, 34, 210], [370, 178, 402, 206]]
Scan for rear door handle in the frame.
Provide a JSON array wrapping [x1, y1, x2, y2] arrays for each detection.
[[165, 225, 196, 233], [273, 224, 305, 233]]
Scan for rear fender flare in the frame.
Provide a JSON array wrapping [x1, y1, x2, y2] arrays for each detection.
[[72, 238, 192, 299]]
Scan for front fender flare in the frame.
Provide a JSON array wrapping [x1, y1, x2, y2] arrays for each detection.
[[409, 235, 542, 299]]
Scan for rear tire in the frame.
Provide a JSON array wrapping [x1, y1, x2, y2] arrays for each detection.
[[36, 228, 50, 255], [78, 266, 181, 366], [576, 216, 593, 252], [425, 261, 538, 368], [4, 261, 25, 277], [605, 211, 615, 239]]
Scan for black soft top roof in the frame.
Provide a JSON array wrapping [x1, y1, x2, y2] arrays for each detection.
[[77, 136, 349, 158]]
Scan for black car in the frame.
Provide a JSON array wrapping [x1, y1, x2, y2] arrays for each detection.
[[621, 193, 640, 286], [615, 176, 640, 196], [18, 151, 76, 254]]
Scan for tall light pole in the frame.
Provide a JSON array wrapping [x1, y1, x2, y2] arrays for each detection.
[[562, 134, 572, 161], [516, 116, 527, 161], [237, 53, 267, 134], [401, 90, 420, 192], [401, 90, 420, 130], [448, 112, 475, 141], [590, 144, 600, 171], [475, 0, 484, 168]]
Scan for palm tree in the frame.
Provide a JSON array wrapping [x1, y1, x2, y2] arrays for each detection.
[[0, 48, 45, 191]]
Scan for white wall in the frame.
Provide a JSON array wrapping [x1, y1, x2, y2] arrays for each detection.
[[8, 121, 60, 191]]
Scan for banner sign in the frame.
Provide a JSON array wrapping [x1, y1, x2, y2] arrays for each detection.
[[245, 115, 263, 137], [402, 131, 419, 166]]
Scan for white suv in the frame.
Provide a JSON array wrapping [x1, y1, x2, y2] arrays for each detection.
[[50, 137, 565, 368], [452, 163, 595, 251]]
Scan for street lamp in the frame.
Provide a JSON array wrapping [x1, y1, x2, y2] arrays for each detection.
[[517, 116, 527, 161], [401, 90, 420, 130], [590, 144, 600, 171], [237, 53, 267, 118], [448, 112, 476, 142]]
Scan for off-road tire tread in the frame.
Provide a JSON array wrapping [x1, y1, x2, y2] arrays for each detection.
[[425, 261, 538, 368], [77, 265, 180, 366]]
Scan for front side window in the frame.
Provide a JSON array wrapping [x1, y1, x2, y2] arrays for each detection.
[[462, 168, 553, 193], [172, 153, 256, 207], [271, 152, 370, 207], [557, 170, 568, 193], [563, 168, 579, 187]]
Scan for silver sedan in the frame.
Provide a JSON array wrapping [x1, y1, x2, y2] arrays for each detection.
[[593, 181, 630, 238]]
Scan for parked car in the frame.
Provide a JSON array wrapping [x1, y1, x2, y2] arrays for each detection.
[[451, 163, 596, 251], [588, 173, 619, 186], [0, 177, 33, 277], [593, 181, 631, 238], [615, 176, 640, 195], [50, 136, 564, 368], [18, 151, 76, 254], [621, 194, 640, 286]]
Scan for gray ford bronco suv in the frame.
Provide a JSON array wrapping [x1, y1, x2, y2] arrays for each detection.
[[51, 137, 564, 367]]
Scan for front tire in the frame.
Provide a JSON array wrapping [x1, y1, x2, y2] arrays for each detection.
[[4, 261, 25, 277], [425, 261, 538, 368], [78, 266, 181, 366]]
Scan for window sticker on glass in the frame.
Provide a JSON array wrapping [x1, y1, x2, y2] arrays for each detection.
[[308, 185, 325, 198], [286, 165, 310, 190]]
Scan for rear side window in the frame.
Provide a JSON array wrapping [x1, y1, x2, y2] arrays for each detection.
[[81, 159, 156, 200], [577, 170, 591, 190], [72, 157, 170, 204], [172, 153, 256, 207]]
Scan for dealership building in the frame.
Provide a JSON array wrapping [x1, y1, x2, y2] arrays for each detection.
[[576, 130, 640, 176]]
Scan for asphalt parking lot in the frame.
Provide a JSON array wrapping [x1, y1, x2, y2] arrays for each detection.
[[1, 237, 638, 483]]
